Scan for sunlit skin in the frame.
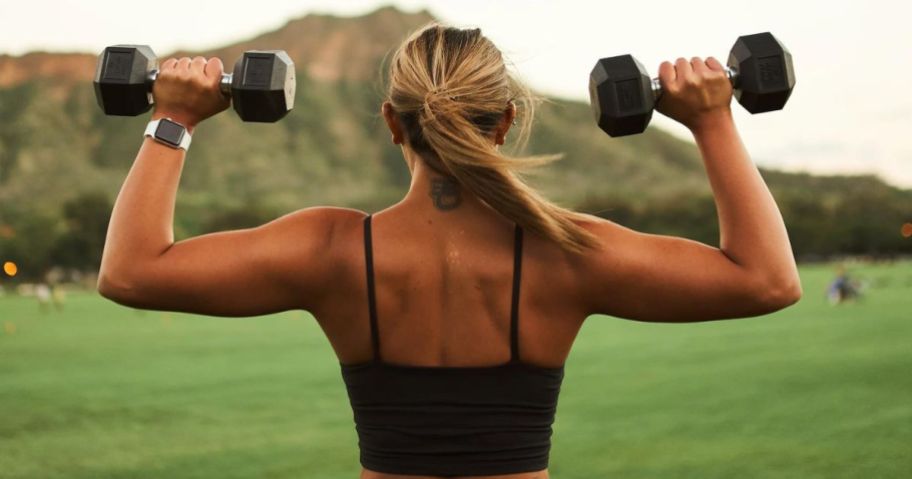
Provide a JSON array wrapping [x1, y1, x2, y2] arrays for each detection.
[[98, 54, 801, 479]]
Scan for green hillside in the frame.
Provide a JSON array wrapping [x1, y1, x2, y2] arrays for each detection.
[[0, 6, 910, 280]]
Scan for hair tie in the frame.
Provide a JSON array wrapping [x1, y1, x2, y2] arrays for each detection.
[[424, 87, 459, 105]]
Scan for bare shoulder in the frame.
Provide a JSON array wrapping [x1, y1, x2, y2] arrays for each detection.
[[565, 212, 643, 267], [520, 213, 636, 315], [259, 206, 368, 293], [568, 211, 722, 272], [97, 206, 371, 316], [572, 212, 630, 238], [561, 214, 646, 290], [256, 206, 364, 256], [269, 206, 367, 232], [563, 212, 793, 321], [263, 206, 368, 253], [574, 211, 647, 237]]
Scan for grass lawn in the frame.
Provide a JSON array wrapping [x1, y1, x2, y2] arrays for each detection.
[[1, 261, 910, 478]]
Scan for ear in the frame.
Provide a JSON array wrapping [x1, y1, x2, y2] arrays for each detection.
[[381, 101, 404, 145], [495, 101, 517, 146]]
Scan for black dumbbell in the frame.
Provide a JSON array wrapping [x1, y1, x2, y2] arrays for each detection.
[[93, 45, 296, 123], [589, 32, 795, 137]]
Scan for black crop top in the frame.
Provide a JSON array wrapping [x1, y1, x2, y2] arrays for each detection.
[[339, 215, 565, 476]]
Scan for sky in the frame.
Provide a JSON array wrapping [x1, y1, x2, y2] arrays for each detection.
[[2, 0, 910, 187]]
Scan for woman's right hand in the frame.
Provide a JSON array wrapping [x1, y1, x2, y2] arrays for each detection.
[[655, 57, 733, 131], [151, 56, 230, 131]]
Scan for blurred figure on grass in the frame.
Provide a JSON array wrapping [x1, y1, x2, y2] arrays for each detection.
[[826, 265, 863, 305]]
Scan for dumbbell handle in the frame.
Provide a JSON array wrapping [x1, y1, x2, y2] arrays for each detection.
[[147, 70, 234, 96], [649, 66, 739, 99]]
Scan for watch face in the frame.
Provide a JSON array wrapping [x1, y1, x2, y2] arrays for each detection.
[[155, 118, 185, 147]]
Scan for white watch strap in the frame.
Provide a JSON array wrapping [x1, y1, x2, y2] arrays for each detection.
[[144, 119, 192, 150]]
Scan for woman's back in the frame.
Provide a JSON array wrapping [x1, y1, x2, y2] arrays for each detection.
[[314, 204, 588, 371]]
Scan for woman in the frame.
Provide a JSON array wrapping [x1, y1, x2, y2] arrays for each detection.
[[98, 24, 801, 479]]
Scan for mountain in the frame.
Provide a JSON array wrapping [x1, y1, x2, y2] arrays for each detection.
[[0, 52, 95, 88], [0, 7, 711, 212], [0, 5, 909, 271]]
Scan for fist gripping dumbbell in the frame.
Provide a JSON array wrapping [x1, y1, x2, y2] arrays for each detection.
[[589, 32, 795, 137], [93, 45, 296, 123]]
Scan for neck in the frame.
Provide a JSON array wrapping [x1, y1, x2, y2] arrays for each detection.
[[396, 147, 498, 222]]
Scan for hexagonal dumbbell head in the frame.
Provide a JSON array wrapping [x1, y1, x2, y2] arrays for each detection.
[[94, 45, 157, 116], [727, 32, 796, 113], [589, 54, 655, 137], [230, 51, 296, 122]]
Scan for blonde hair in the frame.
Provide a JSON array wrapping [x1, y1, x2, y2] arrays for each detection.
[[386, 24, 599, 254]]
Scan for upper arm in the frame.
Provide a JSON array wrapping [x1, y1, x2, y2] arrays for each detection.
[[573, 216, 797, 322], [99, 207, 363, 316]]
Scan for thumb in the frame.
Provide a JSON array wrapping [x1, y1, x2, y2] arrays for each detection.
[[204, 57, 225, 84]]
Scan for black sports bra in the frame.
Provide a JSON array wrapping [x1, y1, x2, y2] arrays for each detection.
[[339, 215, 565, 476]]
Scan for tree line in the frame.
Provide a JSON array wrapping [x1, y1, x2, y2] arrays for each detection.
[[1, 184, 909, 283]]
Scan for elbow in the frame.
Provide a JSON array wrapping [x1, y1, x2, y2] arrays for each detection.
[[755, 273, 803, 313], [97, 269, 143, 307]]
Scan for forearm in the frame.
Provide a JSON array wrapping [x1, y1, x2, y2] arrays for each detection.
[[692, 110, 798, 284], [99, 134, 185, 280], [97, 55, 242, 300]]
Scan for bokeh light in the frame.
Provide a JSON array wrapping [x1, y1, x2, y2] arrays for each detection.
[[902, 223, 912, 238], [3, 261, 17, 277]]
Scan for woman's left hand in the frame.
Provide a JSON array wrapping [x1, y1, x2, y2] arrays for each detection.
[[151, 56, 230, 131]]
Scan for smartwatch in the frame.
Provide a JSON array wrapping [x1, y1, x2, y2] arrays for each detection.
[[144, 118, 192, 150]]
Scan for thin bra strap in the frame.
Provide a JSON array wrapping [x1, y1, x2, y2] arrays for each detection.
[[510, 223, 524, 362], [363, 215, 381, 361]]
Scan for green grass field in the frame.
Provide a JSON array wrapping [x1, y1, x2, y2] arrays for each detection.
[[1, 262, 910, 478]]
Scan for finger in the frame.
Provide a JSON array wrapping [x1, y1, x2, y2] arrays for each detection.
[[657, 61, 676, 89], [705, 56, 725, 72], [176, 57, 192, 75], [674, 57, 693, 81], [691, 57, 709, 74], [189, 56, 207, 77], [204, 57, 225, 81], [160, 58, 178, 71]]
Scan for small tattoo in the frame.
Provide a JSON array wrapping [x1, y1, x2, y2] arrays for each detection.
[[430, 177, 462, 211]]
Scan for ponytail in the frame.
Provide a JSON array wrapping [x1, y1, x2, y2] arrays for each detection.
[[388, 24, 599, 254]]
